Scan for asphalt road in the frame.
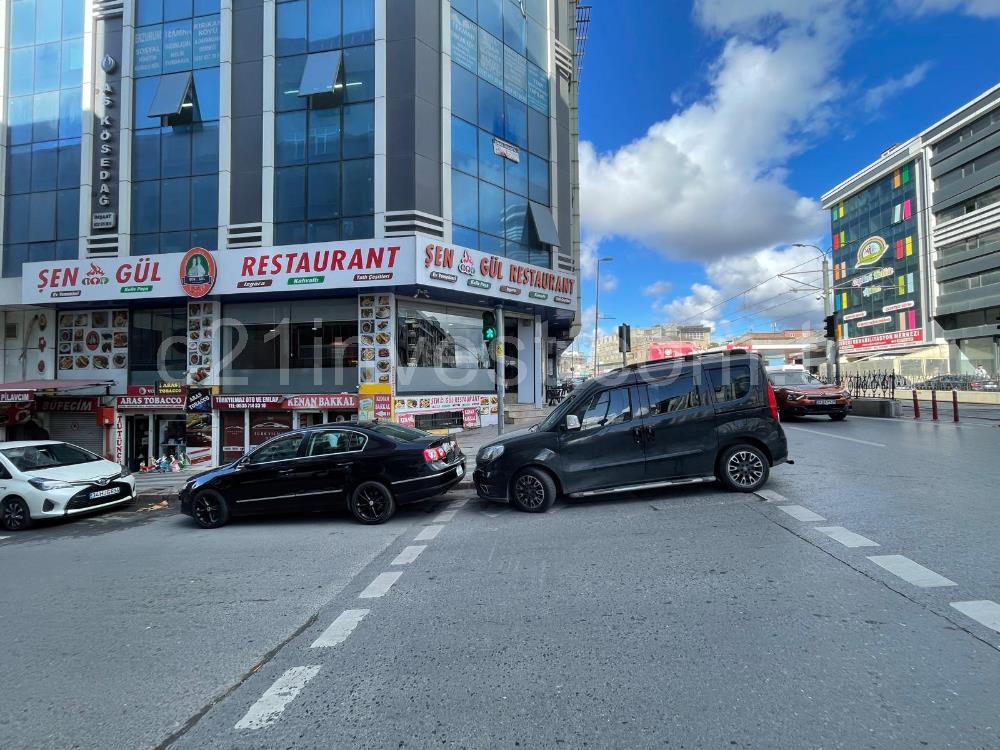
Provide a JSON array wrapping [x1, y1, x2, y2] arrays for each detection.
[[1, 415, 998, 749]]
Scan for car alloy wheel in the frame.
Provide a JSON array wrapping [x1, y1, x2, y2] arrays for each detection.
[[727, 450, 765, 489], [1, 498, 31, 531], [514, 474, 546, 510], [349, 481, 396, 525], [192, 491, 229, 529]]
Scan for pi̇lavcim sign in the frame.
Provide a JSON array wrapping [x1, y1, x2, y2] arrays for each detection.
[[21, 236, 576, 310]]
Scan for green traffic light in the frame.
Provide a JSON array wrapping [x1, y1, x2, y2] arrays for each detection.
[[484, 327, 497, 342]]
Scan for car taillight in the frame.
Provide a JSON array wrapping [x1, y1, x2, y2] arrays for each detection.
[[766, 383, 779, 421], [423, 447, 446, 463]]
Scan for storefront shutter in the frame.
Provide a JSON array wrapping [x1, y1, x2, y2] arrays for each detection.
[[47, 413, 105, 456]]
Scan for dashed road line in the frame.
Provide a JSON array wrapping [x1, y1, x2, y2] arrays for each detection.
[[867, 555, 957, 588], [814, 526, 880, 548], [310, 609, 369, 648], [414, 524, 444, 541], [0, 536, 9, 541], [391, 545, 427, 565], [784, 425, 887, 447], [358, 571, 403, 599], [234, 665, 321, 731], [754, 489, 787, 503], [449, 498, 469, 509], [433, 508, 458, 523], [775, 504, 825, 522], [950, 601, 1000, 633]]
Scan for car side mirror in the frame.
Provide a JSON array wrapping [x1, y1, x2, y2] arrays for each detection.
[[565, 414, 581, 431]]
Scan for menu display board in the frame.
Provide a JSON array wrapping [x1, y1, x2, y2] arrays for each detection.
[[358, 293, 395, 387], [359, 384, 392, 422], [393, 393, 498, 426], [478, 29, 503, 89], [57, 309, 129, 376], [187, 301, 216, 386], [527, 64, 549, 114], [451, 9, 477, 72]]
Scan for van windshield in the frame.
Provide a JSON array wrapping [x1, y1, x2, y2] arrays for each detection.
[[539, 393, 578, 431]]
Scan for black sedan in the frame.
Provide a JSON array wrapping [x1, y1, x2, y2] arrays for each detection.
[[179, 422, 465, 528]]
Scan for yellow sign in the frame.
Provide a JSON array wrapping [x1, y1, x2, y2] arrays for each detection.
[[358, 384, 393, 422], [495, 343, 503, 357]]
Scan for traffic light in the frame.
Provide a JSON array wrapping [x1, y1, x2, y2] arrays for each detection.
[[823, 314, 837, 340], [482, 311, 497, 342], [618, 324, 631, 353]]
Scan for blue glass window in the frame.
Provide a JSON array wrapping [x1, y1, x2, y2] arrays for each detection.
[[342, 159, 373, 216], [478, 130, 504, 186], [452, 170, 479, 230], [161, 178, 191, 232], [133, 181, 161, 232], [276, 111, 307, 166], [308, 162, 341, 219], [342, 215, 374, 240], [479, 181, 504, 237], [133, 130, 160, 180], [56, 140, 80, 189], [452, 117, 478, 176], [478, 0, 503, 39], [342, 102, 374, 158], [528, 153, 549, 204], [478, 79, 504, 135], [527, 107, 548, 158], [277, 1, 307, 56], [453, 0, 477, 22], [191, 175, 217, 228], [132, 234, 160, 256], [30, 142, 58, 191], [504, 191, 529, 244], [56, 189, 78, 239], [10, 0, 36, 47], [61, 38, 83, 87], [7, 146, 32, 193], [343, 45, 375, 102], [8, 97, 33, 145], [161, 128, 192, 178], [453, 225, 479, 249], [479, 232, 504, 255], [9, 48, 34, 97], [35, 0, 61, 44], [451, 63, 478, 124], [309, 107, 341, 162], [526, 16, 546, 68], [276, 167, 307, 221], [504, 95, 527, 148], [58, 88, 82, 139], [276, 222, 308, 246], [309, 0, 341, 51], [276, 56, 307, 110], [343, 0, 374, 47], [308, 220, 340, 242], [32, 92, 59, 141], [193, 69, 220, 121], [165, 0, 194, 22], [505, 154, 527, 197], [28, 191, 57, 242], [191, 122, 219, 174], [503, 0, 526, 56], [34, 43, 60, 92], [6, 195, 32, 242]]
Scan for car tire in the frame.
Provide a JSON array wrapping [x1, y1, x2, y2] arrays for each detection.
[[829, 412, 847, 421], [509, 468, 556, 513], [349, 481, 396, 525], [191, 490, 230, 529], [1, 496, 33, 531], [717, 445, 770, 493]]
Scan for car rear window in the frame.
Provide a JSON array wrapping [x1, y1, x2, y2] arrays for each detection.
[[367, 422, 429, 442], [706, 365, 753, 402]]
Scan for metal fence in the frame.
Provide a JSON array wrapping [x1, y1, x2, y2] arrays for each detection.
[[841, 370, 909, 399]]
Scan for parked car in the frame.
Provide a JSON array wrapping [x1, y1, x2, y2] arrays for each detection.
[[0, 441, 135, 531], [179, 422, 465, 528], [767, 366, 851, 420], [914, 374, 999, 391], [474, 350, 789, 512]]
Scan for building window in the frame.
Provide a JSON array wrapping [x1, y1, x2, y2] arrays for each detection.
[[449, 5, 556, 261], [3, 0, 84, 277], [129, 306, 188, 377], [397, 304, 494, 370]]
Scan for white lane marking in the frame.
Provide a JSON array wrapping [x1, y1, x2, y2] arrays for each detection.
[[358, 571, 403, 599], [414, 524, 443, 541], [775, 504, 825, 522], [784, 425, 887, 448], [0, 536, 9, 541], [234, 665, 321, 730], [950, 600, 1000, 633], [867, 555, 957, 588], [434, 509, 458, 523], [754, 489, 787, 503], [814, 526, 880, 548], [391, 545, 426, 565], [449, 498, 469, 509], [310, 609, 369, 648]]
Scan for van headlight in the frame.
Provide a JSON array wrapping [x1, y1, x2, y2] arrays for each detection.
[[478, 444, 505, 462], [28, 477, 73, 491]]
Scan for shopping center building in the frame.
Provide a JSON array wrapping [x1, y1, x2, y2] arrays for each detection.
[[0, 0, 584, 467], [822, 83, 1000, 380]]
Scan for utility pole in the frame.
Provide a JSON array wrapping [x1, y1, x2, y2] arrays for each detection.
[[495, 306, 505, 435], [593, 256, 613, 377], [821, 255, 836, 381]]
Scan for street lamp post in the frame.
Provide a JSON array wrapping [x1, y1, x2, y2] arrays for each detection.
[[792, 243, 836, 381], [593, 257, 613, 376]]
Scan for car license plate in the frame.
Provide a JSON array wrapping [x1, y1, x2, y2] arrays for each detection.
[[89, 487, 119, 500], [816, 399, 836, 406], [456, 464, 464, 477]]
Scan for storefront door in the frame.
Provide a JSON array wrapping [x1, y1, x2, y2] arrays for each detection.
[[126, 415, 151, 470]]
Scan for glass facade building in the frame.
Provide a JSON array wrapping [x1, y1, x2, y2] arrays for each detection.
[[0, 0, 582, 465]]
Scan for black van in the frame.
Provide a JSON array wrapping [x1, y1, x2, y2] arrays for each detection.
[[473, 350, 789, 512]]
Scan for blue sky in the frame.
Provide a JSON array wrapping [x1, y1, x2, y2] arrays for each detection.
[[576, 0, 1000, 349]]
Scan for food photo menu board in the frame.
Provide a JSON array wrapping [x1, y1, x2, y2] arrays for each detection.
[[357, 294, 395, 388], [57, 309, 129, 389], [187, 301, 217, 386]]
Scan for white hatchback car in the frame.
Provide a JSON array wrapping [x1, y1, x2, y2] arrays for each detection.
[[0, 441, 135, 531]]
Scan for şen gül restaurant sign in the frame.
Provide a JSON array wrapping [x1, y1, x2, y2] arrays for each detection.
[[21, 236, 575, 309]]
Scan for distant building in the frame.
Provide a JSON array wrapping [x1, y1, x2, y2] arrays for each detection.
[[731, 330, 824, 368], [822, 83, 999, 378], [592, 322, 712, 373]]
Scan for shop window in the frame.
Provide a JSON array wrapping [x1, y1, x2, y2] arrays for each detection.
[[397, 304, 493, 370], [414, 411, 464, 430], [230, 320, 358, 370]]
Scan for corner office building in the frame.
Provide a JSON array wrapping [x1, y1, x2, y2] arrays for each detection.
[[822, 83, 1000, 378], [0, 0, 583, 468]]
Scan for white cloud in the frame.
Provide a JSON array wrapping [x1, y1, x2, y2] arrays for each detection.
[[895, 0, 1000, 17], [863, 62, 932, 112], [600, 275, 619, 292], [643, 281, 674, 296], [580, 2, 845, 263]]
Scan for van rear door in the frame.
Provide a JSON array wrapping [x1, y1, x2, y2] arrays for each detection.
[[638, 370, 718, 481]]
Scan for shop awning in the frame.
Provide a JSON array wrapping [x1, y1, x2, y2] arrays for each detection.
[[298, 51, 343, 97], [0, 379, 116, 397]]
